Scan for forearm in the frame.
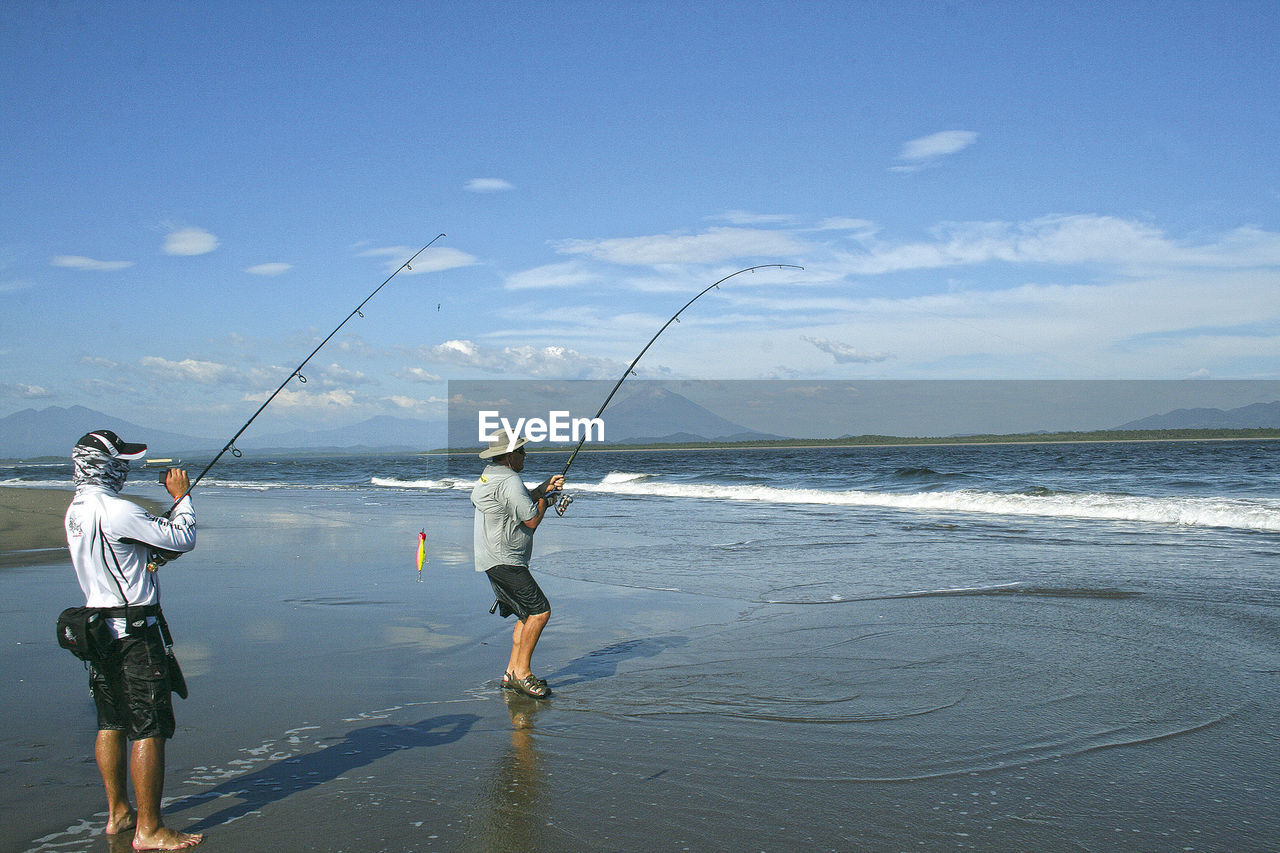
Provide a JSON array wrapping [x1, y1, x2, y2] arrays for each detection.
[[521, 495, 551, 530]]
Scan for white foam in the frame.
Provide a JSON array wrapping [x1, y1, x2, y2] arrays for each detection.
[[357, 469, 1280, 533], [0, 478, 71, 488], [371, 476, 472, 490], [599, 471, 654, 485], [571, 478, 1280, 532]]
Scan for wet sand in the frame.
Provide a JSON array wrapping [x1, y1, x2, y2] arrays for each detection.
[[4, 485, 1278, 852], [0, 487, 74, 569], [0, 487, 166, 569]]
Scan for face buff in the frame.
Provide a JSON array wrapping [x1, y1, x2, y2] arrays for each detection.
[[72, 446, 131, 493]]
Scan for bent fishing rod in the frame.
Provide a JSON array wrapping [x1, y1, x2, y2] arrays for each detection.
[[155, 234, 445, 531], [552, 263, 802, 516]]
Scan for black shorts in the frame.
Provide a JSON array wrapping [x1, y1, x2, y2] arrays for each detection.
[[485, 564, 550, 620], [90, 626, 175, 741]]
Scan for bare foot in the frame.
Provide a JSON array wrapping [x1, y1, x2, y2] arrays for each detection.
[[105, 809, 137, 835], [132, 826, 204, 850]]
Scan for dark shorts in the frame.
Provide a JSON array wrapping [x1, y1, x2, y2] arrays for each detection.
[[485, 564, 550, 620], [90, 626, 175, 741]]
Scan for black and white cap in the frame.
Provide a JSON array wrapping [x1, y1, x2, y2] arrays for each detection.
[[75, 429, 148, 461]]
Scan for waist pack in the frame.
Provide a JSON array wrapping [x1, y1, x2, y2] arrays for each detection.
[[56, 606, 116, 662], [56, 604, 187, 699]]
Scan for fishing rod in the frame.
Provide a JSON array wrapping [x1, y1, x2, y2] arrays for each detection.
[[552, 263, 802, 516], [147, 235, 445, 563]]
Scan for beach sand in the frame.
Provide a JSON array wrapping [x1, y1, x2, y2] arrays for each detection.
[[0, 487, 75, 569], [4, 485, 1278, 852], [0, 487, 167, 569]]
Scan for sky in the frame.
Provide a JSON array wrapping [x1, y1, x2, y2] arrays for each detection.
[[2, 1, 1278, 441]]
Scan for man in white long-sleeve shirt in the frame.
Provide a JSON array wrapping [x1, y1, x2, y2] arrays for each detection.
[[64, 429, 202, 850]]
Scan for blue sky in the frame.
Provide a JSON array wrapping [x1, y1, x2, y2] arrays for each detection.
[[2, 1, 1278, 439]]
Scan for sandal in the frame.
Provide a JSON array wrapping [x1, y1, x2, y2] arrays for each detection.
[[502, 671, 546, 691], [511, 673, 552, 698]]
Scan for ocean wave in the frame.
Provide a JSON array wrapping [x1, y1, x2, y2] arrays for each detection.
[[599, 471, 654, 485], [371, 476, 473, 490], [762, 582, 1142, 605], [0, 478, 70, 488], [568, 478, 1280, 532], [199, 479, 274, 491], [894, 583, 1141, 600]]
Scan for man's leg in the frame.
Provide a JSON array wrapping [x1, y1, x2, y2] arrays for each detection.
[[508, 609, 550, 680], [129, 737, 203, 850], [95, 729, 136, 835]]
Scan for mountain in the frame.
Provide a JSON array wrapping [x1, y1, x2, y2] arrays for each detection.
[[598, 386, 781, 443], [0, 406, 445, 459], [245, 415, 445, 451], [1115, 401, 1280, 430], [445, 385, 781, 450], [0, 406, 218, 459]]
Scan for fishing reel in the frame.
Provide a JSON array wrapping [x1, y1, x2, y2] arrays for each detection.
[[146, 548, 182, 572], [554, 493, 574, 517]]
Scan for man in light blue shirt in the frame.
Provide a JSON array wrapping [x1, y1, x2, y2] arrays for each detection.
[[471, 427, 564, 698]]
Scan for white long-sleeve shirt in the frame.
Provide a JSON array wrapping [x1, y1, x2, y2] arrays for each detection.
[[64, 486, 196, 637]]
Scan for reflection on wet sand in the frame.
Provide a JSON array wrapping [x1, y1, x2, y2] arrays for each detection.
[[105, 830, 132, 853], [471, 692, 549, 851]]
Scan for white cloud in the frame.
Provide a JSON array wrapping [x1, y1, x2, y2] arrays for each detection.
[[419, 339, 619, 378], [571, 213, 1280, 380], [51, 255, 134, 271], [778, 268, 1278, 378], [398, 366, 443, 383], [816, 218, 879, 235], [164, 227, 219, 256], [385, 394, 426, 409], [711, 210, 795, 226], [466, 178, 515, 193], [505, 261, 600, 290], [319, 363, 372, 387], [358, 245, 477, 274], [139, 356, 236, 384], [246, 262, 293, 276], [892, 130, 978, 172], [555, 227, 806, 265], [822, 215, 1280, 276], [242, 387, 356, 410], [804, 336, 891, 364], [2, 382, 53, 398]]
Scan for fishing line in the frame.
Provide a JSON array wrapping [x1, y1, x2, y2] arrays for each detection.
[[148, 235, 446, 564], [553, 264, 803, 516]]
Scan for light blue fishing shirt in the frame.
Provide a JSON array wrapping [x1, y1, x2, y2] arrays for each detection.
[[470, 464, 538, 572]]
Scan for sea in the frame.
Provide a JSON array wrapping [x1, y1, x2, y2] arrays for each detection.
[[7, 438, 1278, 602], [5, 438, 1279, 851]]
